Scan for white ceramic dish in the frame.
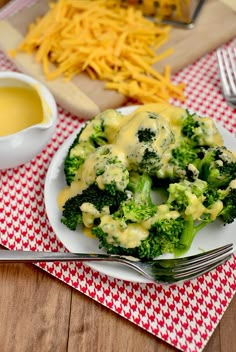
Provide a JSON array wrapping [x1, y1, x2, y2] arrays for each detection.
[[44, 106, 236, 283], [0, 71, 57, 170]]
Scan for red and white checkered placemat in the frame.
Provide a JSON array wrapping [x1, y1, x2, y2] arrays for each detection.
[[0, 2, 236, 351]]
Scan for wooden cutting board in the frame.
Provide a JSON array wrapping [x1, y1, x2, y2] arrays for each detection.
[[0, 0, 235, 119]]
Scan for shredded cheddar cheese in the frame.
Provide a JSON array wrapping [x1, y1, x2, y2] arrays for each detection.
[[11, 0, 185, 104]]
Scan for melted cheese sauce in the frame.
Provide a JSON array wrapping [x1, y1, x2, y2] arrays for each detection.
[[0, 86, 44, 137], [99, 215, 149, 248]]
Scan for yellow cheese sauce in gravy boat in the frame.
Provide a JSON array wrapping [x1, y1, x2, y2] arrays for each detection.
[[0, 71, 57, 169]]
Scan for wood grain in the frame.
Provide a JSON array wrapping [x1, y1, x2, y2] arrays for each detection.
[[0, 262, 235, 352], [0, 0, 9, 7]]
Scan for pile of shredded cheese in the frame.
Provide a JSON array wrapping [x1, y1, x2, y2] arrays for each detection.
[[11, 0, 185, 104]]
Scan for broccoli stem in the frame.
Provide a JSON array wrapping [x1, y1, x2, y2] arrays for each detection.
[[128, 173, 153, 205], [174, 215, 208, 256]]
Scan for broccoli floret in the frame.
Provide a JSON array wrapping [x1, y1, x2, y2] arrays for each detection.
[[137, 128, 156, 143], [170, 141, 198, 169], [115, 110, 175, 175], [64, 117, 110, 185], [181, 110, 223, 147], [79, 116, 107, 148], [64, 125, 86, 185], [115, 172, 157, 223], [95, 151, 129, 192], [64, 140, 95, 185], [138, 148, 161, 175], [166, 178, 230, 254], [181, 111, 200, 139], [61, 184, 128, 230], [145, 217, 184, 258], [92, 216, 184, 260], [64, 112, 119, 185], [198, 146, 236, 189], [89, 122, 107, 147], [157, 140, 201, 181], [203, 187, 220, 208], [218, 181, 236, 224], [167, 179, 208, 215], [79, 109, 124, 145]]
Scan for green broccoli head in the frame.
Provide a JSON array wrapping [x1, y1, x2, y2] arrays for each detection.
[[170, 140, 198, 169], [78, 115, 108, 148], [167, 178, 208, 216], [79, 109, 124, 145], [61, 184, 128, 230], [181, 110, 223, 147], [115, 110, 175, 175], [137, 128, 156, 143], [218, 180, 236, 224], [95, 151, 130, 193], [138, 148, 162, 176], [181, 111, 200, 139], [144, 217, 184, 258], [89, 121, 107, 147], [198, 146, 236, 189], [64, 140, 95, 185], [63, 117, 109, 185], [114, 172, 157, 223], [157, 140, 201, 181], [92, 216, 184, 260]]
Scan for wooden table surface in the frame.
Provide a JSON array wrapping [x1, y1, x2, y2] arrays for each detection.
[[0, 260, 235, 352]]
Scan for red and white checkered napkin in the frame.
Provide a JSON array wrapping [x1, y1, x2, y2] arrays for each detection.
[[0, 2, 236, 351]]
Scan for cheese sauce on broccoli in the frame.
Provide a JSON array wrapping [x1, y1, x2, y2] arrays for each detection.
[[58, 103, 234, 259]]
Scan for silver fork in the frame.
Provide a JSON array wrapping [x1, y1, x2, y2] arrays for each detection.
[[217, 48, 236, 106], [0, 243, 233, 284]]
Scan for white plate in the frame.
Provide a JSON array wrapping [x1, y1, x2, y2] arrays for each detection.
[[44, 106, 236, 283]]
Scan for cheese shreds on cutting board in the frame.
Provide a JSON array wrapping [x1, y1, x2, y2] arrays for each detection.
[[10, 0, 185, 104]]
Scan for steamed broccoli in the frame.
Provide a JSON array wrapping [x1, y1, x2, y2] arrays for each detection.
[[181, 110, 223, 147], [59, 104, 236, 261], [138, 148, 162, 176], [64, 140, 95, 185], [166, 178, 226, 254], [64, 109, 124, 185], [167, 178, 208, 215], [174, 215, 210, 256], [198, 146, 236, 188], [155, 110, 223, 181], [114, 172, 157, 223], [157, 140, 201, 181], [62, 144, 130, 229], [61, 184, 128, 230], [115, 110, 175, 175], [218, 180, 236, 224], [63, 119, 107, 186], [144, 217, 184, 258], [92, 216, 184, 259]]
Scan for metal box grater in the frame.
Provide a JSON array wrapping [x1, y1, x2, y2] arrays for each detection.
[[121, 0, 206, 28]]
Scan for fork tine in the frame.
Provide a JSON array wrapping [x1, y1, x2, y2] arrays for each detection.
[[140, 244, 233, 283], [172, 243, 233, 269], [163, 255, 232, 284], [217, 48, 236, 98], [217, 49, 231, 97], [154, 243, 233, 271], [223, 48, 236, 95]]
